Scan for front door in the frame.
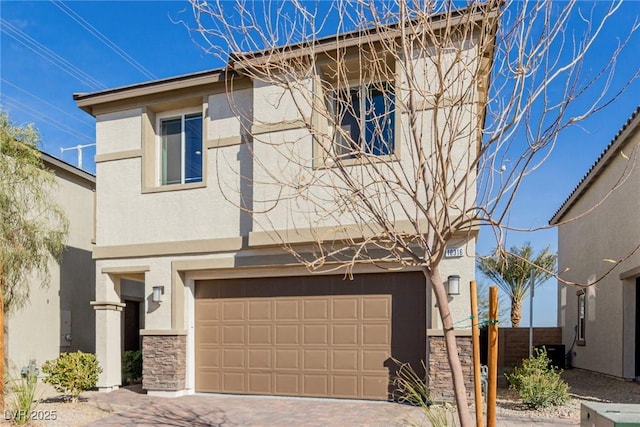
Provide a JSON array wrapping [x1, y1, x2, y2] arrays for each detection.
[[123, 299, 141, 352]]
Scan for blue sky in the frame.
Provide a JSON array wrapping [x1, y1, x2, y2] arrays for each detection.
[[1, 1, 639, 327]]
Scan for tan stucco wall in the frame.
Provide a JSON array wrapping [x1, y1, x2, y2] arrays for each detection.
[[6, 165, 95, 372], [557, 126, 640, 378], [89, 37, 484, 390]]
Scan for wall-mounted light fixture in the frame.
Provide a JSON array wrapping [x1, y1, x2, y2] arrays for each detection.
[[152, 285, 165, 303], [447, 275, 460, 296]]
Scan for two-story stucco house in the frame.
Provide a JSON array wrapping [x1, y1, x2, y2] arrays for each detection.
[[551, 107, 640, 379], [74, 13, 492, 401], [6, 153, 96, 374]]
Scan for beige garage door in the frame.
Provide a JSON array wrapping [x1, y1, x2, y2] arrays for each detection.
[[195, 272, 425, 400]]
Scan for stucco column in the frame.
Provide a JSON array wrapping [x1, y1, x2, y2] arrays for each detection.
[[91, 301, 124, 391]]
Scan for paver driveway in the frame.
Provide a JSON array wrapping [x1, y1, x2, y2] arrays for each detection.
[[88, 391, 424, 426], [85, 385, 578, 426]]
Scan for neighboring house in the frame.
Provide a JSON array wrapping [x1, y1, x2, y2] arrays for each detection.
[[73, 18, 490, 400], [551, 107, 640, 379], [6, 153, 96, 374]]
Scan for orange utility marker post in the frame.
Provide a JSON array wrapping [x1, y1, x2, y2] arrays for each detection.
[[487, 286, 499, 427], [470, 281, 483, 427]]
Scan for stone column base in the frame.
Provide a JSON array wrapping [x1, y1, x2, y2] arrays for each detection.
[[428, 333, 474, 402], [141, 330, 187, 394]]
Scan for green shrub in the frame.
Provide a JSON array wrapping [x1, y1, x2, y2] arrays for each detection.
[[42, 352, 102, 402], [8, 369, 40, 425], [505, 348, 570, 409], [121, 350, 142, 385]]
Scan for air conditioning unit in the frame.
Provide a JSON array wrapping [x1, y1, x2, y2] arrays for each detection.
[[581, 402, 640, 427]]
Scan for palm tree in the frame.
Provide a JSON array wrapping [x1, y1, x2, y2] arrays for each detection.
[[477, 243, 557, 327]]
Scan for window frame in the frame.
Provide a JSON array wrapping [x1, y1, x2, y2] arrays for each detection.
[[577, 290, 586, 345], [156, 107, 204, 188], [330, 80, 398, 161]]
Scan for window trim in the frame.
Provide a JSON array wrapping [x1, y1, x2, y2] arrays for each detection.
[[312, 73, 401, 169], [577, 290, 586, 346], [332, 81, 396, 159], [154, 107, 205, 190]]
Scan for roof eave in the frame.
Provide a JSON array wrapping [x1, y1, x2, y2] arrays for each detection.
[[41, 152, 96, 185], [73, 68, 229, 115], [549, 106, 640, 225]]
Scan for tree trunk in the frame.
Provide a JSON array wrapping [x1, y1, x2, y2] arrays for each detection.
[[510, 298, 521, 328], [426, 266, 473, 427]]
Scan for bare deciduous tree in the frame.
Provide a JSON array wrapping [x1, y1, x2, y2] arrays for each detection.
[[187, 1, 637, 424]]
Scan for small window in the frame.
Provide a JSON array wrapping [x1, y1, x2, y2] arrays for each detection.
[[577, 291, 586, 345], [334, 82, 395, 157], [159, 112, 203, 186]]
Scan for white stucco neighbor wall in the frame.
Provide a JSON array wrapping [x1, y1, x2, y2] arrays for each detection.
[[556, 120, 640, 378], [6, 160, 95, 373]]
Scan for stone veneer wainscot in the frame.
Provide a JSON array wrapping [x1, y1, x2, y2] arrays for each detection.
[[141, 330, 187, 393], [428, 335, 474, 402]]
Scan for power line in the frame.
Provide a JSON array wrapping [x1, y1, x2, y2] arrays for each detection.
[[1, 78, 94, 130], [0, 18, 106, 90], [1, 94, 94, 143], [51, 0, 157, 80]]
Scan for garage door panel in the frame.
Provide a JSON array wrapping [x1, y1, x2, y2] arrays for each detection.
[[303, 324, 328, 345], [332, 349, 358, 370], [198, 348, 220, 369], [275, 349, 299, 369], [223, 372, 245, 392], [332, 324, 358, 345], [196, 301, 219, 321], [303, 349, 328, 369], [248, 349, 271, 369], [362, 350, 388, 371], [248, 300, 272, 320], [362, 296, 390, 320], [195, 272, 425, 400], [275, 373, 299, 394], [222, 301, 244, 321], [362, 376, 388, 399], [248, 373, 271, 393], [363, 324, 390, 346], [333, 375, 358, 397], [332, 298, 358, 320], [275, 325, 299, 344], [248, 325, 271, 344], [303, 374, 328, 395], [303, 299, 329, 320], [222, 325, 245, 344], [275, 300, 299, 320], [196, 325, 219, 345], [196, 371, 220, 391], [222, 349, 245, 368]]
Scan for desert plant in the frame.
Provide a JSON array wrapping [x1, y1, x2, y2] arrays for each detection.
[[424, 404, 458, 427], [392, 359, 431, 408], [42, 352, 101, 402], [392, 360, 458, 427], [7, 370, 40, 425], [121, 350, 142, 385], [505, 348, 570, 409]]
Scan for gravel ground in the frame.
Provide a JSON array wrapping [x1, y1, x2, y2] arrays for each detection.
[[6, 369, 640, 426], [495, 368, 640, 422]]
